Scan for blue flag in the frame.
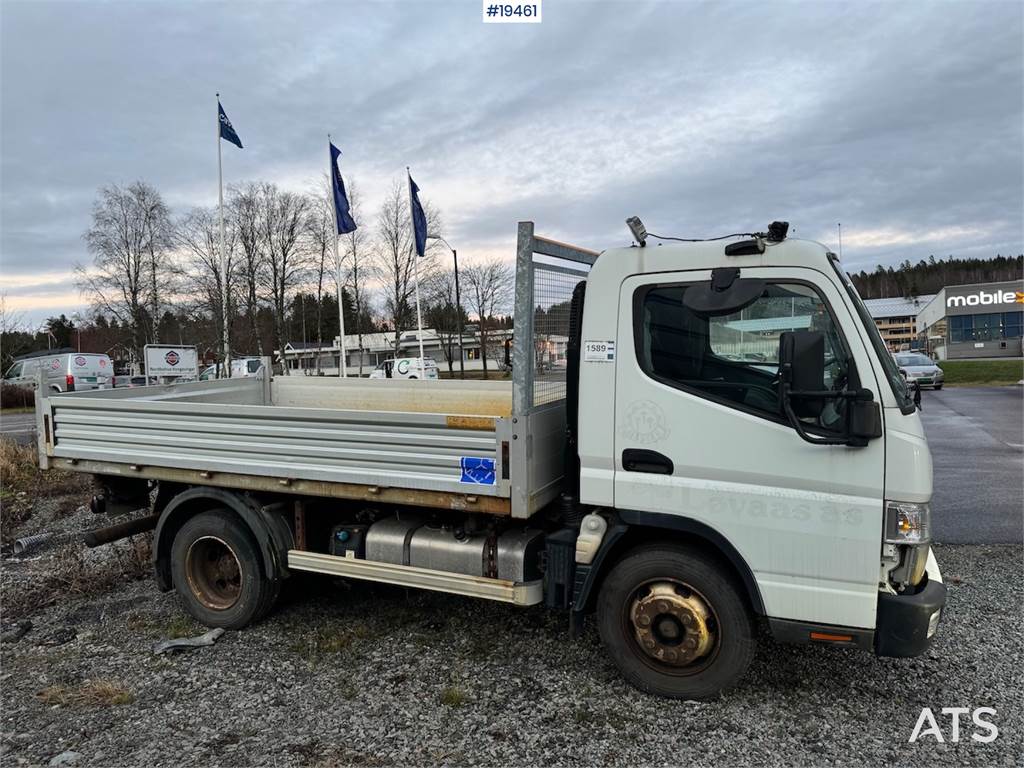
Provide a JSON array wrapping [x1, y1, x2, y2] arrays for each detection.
[[329, 143, 357, 235], [218, 101, 243, 148], [408, 172, 428, 257]]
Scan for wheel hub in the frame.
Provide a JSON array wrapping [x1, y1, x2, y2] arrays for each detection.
[[629, 581, 715, 666], [185, 535, 242, 611]]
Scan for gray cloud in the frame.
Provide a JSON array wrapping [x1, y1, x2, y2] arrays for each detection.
[[1, 0, 1021, 324]]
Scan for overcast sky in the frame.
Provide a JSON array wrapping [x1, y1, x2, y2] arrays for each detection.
[[1, 0, 1021, 327]]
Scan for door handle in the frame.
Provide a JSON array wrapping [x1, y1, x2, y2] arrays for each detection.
[[622, 449, 674, 475]]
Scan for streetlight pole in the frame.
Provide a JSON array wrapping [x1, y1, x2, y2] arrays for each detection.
[[72, 312, 82, 352], [427, 235, 465, 378]]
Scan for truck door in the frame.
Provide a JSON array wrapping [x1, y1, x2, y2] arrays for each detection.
[[614, 267, 885, 629]]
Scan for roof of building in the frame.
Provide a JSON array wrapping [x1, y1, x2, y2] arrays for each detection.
[[862, 295, 936, 319]]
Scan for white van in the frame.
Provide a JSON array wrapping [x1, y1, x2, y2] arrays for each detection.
[[4, 351, 114, 392], [368, 357, 439, 380]]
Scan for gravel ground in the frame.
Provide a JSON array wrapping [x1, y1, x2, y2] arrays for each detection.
[[1, 504, 1021, 768]]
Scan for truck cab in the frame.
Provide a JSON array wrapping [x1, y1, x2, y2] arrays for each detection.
[[568, 230, 942, 695]]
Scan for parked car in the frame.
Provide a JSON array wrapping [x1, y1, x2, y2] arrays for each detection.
[[368, 357, 439, 380], [198, 357, 264, 380], [893, 352, 945, 390], [3, 350, 114, 392], [114, 375, 154, 388]]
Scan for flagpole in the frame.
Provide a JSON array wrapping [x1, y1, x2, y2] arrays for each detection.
[[329, 136, 348, 378], [217, 93, 231, 379], [408, 169, 426, 370]]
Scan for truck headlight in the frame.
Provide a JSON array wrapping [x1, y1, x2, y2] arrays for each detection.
[[884, 501, 931, 544]]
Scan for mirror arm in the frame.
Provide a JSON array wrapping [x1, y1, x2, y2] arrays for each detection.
[[779, 381, 850, 447]]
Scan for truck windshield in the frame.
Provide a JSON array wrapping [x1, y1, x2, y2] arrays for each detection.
[[828, 254, 916, 414]]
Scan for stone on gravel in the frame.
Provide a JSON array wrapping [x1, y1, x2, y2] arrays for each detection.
[[48, 751, 81, 766]]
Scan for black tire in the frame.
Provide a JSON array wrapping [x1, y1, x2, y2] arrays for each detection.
[[934, 384, 943, 390], [170, 508, 279, 629], [597, 544, 755, 700]]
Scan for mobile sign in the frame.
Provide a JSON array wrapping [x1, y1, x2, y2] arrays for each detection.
[[144, 344, 199, 378]]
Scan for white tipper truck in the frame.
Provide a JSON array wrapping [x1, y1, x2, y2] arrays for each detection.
[[35, 220, 945, 699]]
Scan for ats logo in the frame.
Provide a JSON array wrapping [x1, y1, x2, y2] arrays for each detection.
[[164, 350, 180, 366], [946, 289, 1024, 308]]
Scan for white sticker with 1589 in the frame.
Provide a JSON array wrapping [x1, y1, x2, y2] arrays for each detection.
[[583, 340, 615, 362]]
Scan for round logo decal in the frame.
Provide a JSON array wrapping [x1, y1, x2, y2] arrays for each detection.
[[99, 358, 107, 367], [397, 360, 410, 375], [164, 350, 180, 366], [74, 356, 87, 366], [50, 359, 60, 370], [619, 399, 671, 445]]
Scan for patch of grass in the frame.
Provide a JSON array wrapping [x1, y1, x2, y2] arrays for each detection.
[[36, 680, 134, 708], [938, 359, 1023, 386], [4, 536, 152, 620], [572, 706, 595, 724], [161, 614, 203, 639], [0, 440, 88, 543], [289, 624, 370, 661], [439, 685, 467, 707], [0, 405, 33, 414]]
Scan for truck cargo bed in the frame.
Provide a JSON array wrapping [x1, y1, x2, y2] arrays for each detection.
[[36, 374, 565, 518]]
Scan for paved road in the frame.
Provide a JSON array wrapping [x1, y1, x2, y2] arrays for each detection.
[[0, 411, 35, 447], [919, 386, 1023, 544]]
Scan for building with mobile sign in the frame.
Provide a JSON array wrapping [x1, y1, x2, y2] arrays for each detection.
[[915, 280, 1024, 359]]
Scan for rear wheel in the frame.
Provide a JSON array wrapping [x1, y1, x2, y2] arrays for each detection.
[[170, 509, 279, 629], [597, 544, 755, 699]]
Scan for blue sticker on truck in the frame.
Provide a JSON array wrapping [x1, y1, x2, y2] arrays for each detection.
[[460, 457, 496, 485]]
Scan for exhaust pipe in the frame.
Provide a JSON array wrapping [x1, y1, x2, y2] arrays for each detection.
[[82, 513, 159, 548]]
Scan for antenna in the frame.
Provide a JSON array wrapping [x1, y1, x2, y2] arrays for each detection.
[[837, 222, 843, 260]]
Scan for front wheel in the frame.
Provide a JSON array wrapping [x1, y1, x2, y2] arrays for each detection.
[[597, 544, 755, 699], [170, 509, 279, 629]]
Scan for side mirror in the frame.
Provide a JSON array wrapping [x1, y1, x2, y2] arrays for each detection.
[[778, 330, 826, 418], [848, 394, 883, 444]]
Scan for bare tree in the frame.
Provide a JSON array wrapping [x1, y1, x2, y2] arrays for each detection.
[[140, 186, 173, 342], [463, 259, 514, 379], [173, 206, 237, 363], [373, 178, 441, 358], [229, 182, 266, 355], [77, 182, 173, 367], [305, 183, 334, 373], [424, 269, 464, 375], [259, 183, 310, 372], [339, 180, 371, 375]]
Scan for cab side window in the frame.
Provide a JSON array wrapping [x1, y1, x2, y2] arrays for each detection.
[[636, 282, 849, 430], [5, 362, 23, 379]]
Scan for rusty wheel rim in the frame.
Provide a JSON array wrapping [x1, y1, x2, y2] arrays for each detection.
[[625, 578, 721, 675], [185, 535, 242, 611]]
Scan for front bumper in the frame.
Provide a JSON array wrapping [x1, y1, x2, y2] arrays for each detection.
[[875, 549, 947, 657]]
